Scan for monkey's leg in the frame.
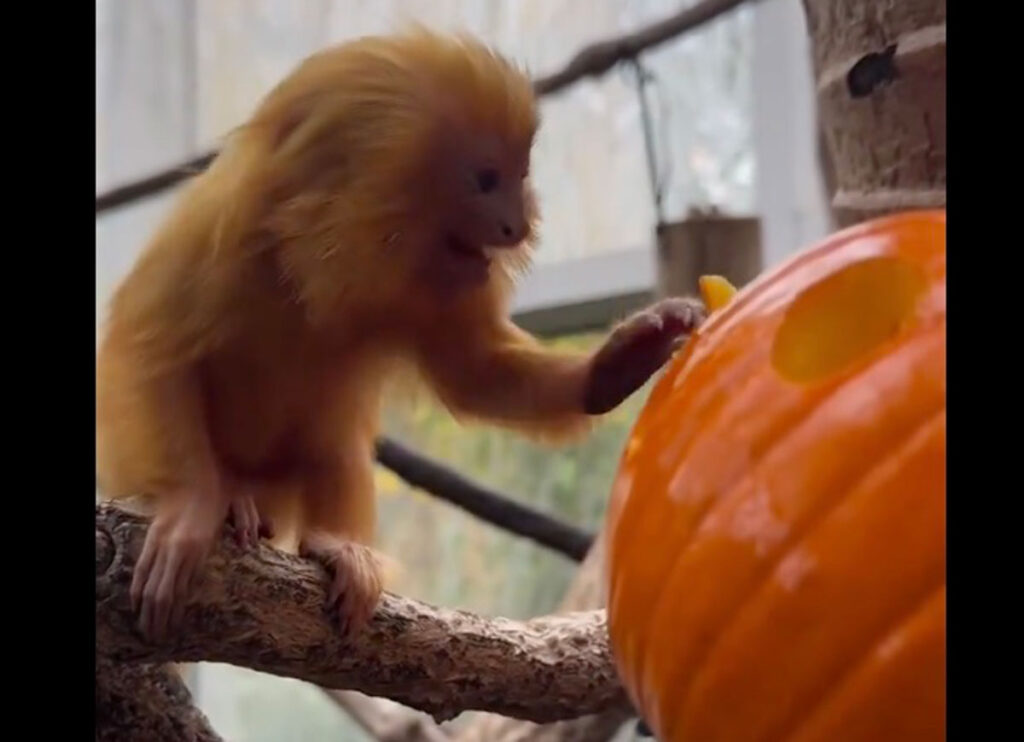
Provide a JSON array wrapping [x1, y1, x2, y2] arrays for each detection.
[[298, 454, 382, 640], [583, 297, 706, 414], [131, 487, 230, 641]]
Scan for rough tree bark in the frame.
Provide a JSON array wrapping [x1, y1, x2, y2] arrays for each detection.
[[96, 505, 630, 737], [452, 532, 635, 742], [801, 0, 946, 227], [96, 659, 222, 742], [315, 532, 635, 741]]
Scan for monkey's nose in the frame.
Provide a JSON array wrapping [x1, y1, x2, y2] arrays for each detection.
[[498, 221, 528, 245]]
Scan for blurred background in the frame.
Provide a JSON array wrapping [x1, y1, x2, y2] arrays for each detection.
[[95, 1, 831, 738]]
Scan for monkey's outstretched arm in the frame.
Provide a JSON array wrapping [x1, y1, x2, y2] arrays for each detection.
[[418, 297, 706, 436], [417, 318, 588, 436]]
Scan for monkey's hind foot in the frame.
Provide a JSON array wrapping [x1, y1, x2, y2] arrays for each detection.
[[299, 533, 383, 640]]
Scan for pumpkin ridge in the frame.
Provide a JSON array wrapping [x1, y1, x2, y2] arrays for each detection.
[[608, 337, 775, 654], [610, 359, 775, 700], [610, 214, 943, 604], [769, 574, 947, 742], [610, 310, 836, 638], [632, 324, 944, 717], [781, 583, 946, 742], [672, 407, 945, 741], [604, 212, 945, 742], [649, 401, 943, 738], [767, 417, 946, 742]]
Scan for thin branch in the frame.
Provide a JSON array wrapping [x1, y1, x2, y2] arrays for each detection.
[[95, 151, 215, 213], [96, 504, 629, 724], [533, 0, 759, 95], [375, 437, 593, 561], [453, 532, 635, 742], [322, 689, 452, 742], [94, 0, 757, 213], [315, 533, 625, 742]]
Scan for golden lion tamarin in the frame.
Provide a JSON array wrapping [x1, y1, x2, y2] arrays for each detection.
[[96, 28, 705, 641]]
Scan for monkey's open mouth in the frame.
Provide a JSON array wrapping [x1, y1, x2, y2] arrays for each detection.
[[446, 233, 491, 267]]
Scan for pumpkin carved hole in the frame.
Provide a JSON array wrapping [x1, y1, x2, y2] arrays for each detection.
[[771, 256, 925, 383]]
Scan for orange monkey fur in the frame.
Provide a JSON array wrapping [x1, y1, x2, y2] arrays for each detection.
[[96, 27, 705, 641]]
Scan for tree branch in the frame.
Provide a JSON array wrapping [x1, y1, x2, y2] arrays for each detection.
[[533, 0, 759, 95], [315, 533, 632, 742], [322, 689, 452, 742], [95, 0, 757, 213], [96, 659, 223, 742], [96, 504, 628, 724], [376, 437, 593, 561], [453, 532, 635, 742], [95, 152, 216, 213]]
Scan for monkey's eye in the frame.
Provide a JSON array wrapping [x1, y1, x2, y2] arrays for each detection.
[[476, 168, 500, 193]]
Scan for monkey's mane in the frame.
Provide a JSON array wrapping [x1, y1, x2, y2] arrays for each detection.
[[189, 27, 541, 324]]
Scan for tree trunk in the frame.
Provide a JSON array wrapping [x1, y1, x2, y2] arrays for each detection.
[[655, 211, 763, 298], [801, 0, 946, 226]]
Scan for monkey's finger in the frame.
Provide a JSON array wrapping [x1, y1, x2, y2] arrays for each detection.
[[658, 298, 706, 334], [234, 502, 252, 548], [616, 312, 664, 345], [258, 516, 275, 540], [341, 589, 372, 639], [169, 550, 200, 633], [151, 551, 182, 641], [131, 530, 160, 612], [230, 500, 251, 547], [298, 536, 324, 561], [138, 548, 169, 640], [244, 497, 261, 545], [350, 597, 372, 636], [339, 576, 359, 618], [340, 589, 360, 638], [234, 499, 249, 547], [327, 572, 344, 606]]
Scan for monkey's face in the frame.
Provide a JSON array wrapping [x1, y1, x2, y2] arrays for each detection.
[[423, 129, 536, 288]]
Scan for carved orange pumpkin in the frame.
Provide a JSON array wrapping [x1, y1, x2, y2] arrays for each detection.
[[604, 211, 946, 742]]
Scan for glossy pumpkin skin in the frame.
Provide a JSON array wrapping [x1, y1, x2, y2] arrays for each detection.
[[603, 211, 945, 742]]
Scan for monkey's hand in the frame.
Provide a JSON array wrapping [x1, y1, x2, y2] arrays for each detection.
[[131, 490, 228, 641], [224, 476, 275, 549], [227, 494, 274, 548], [300, 533, 383, 640], [583, 297, 706, 414]]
